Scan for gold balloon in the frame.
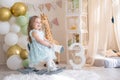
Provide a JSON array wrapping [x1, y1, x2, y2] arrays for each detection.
[[0, 7, 12, 21], [11, 2, 27, 17], [7, 44, 22, 58], [20, 49, 28, 60]]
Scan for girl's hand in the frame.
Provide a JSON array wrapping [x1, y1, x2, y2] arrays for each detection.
[[48, 43, 53, 48]]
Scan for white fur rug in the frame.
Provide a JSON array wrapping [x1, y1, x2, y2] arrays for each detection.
[[3, 70, 100, 80]]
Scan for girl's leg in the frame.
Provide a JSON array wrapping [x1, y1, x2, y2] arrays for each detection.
[[47, 58, 57, 71], [51, 60, 58, 68]]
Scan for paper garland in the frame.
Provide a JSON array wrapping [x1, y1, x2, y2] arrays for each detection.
[[45, 3, 52, 11], [56, 0, 62, 8], [43, 0, 62, 11], [51, 18, 59, 26], [38, 4, 44, 12], [28, 0, 62, 26]]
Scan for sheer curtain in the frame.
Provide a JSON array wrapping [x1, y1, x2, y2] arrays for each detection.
[[107, 0, 118, 51], [97, 0, 112, 54], [112, 0, 120, 51], [86, 0, 113, 65], [86, 0, 100, 65]]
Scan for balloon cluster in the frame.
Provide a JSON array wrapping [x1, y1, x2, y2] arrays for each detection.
[[0, 2, 29, 70], [11, 2, 27, 17], [0, 2, 27, 21], [0, 7, 12, 21], [7, 44, 29, 70]]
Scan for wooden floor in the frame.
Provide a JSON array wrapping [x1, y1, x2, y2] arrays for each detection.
[[0, 64, 120, 80]]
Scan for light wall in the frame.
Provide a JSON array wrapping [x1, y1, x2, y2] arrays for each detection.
[[0, 35, 6, 65], [50, 1, 67, 63]]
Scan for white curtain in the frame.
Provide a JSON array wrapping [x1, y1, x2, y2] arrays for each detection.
[[112, 0, 120, 51], [86, 0, 114, 65], [87, 0, 100, 65], [98, 0, 114, 54]]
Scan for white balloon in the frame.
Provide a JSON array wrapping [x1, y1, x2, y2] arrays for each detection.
[[0, 22, 10, 35], [3, 43, 10, 53], [18, 35, 28, 49], [5, 32, 18, 46], [7, 55, 23, 70], [9, 17, 16, 25], [10, 24, 20, 33], [0, 0, 21, 7]]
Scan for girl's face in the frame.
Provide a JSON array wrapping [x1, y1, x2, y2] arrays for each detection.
[[33, 18, 42, 30]]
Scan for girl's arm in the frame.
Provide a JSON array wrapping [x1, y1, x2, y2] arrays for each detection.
[[32, 31, 52, 48], [44, 37, 52, 43]]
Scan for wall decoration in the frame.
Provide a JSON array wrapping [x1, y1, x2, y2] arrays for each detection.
[[69, 43, 86, 69], [51, 18, 59, 26], [45, 3, 52, 11], [39, 4, 44, 12], [0, 2, 29, 69], [56, 0, 62, 8]]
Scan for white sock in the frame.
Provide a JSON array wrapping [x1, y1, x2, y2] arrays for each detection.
[[47, 59, 57, 71], [52, 44, 64, 53]]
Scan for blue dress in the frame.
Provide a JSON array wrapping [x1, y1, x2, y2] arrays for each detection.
[[28, 29, 56, 65]]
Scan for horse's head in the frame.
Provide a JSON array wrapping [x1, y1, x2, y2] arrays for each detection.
[[41, 13, 48, 20], [40, 13, 50, 29]]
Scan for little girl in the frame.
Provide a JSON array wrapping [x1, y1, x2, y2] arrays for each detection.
[[27, 16, 57, 71]]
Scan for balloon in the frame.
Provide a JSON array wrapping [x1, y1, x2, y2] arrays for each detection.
[[7, 55, 23, 70], [9, 17, 16, 24], [5, 32, 18, 46], [7, 44, 22, 58], [25, 12, 30, 21], [21, 24, 28, 35], [0, 22, 10, 35], [20, 49, 28, 60], [3, 43, 10, 53], [0, 0, 21, 7], [0, 7, 12, 21], [22, 59, 29, 68], [17, 35, 28, 49], [16, 16, 28, 26], [11, 2, 27, 17], [10, 24, 20, 33]]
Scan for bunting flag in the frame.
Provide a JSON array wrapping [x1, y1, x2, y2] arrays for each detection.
[[45, 3, 52, 11], [52, 18, 59, 26], [38, 4, 44, 12], [51, 2, 57, 10], [56, 0, 62, 8]]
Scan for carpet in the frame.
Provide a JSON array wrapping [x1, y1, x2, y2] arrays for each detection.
[[3, 70, 100, 80]]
